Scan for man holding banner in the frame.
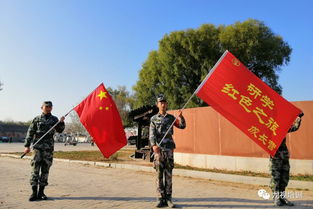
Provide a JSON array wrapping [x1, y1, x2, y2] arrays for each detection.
[[270, 115, 302, 206], [195, 50, 303, 207]]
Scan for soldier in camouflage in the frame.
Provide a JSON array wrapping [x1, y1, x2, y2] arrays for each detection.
[[269, 114, 303, 206], [24, 101, 65, 201], [149, 94, 186, 208]]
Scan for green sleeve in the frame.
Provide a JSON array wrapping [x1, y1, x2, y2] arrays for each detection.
[[55, 121, 65, 133], [24, 118, 37, 147], [149, 120, 157, 146]]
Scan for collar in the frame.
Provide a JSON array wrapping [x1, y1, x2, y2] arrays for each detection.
[[41, 113, 52, 117], [157, 112, 167, 117]]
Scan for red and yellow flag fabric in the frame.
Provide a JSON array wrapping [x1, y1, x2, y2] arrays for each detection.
[[196, 51, 302, 156], [74, 83, 127, 158]]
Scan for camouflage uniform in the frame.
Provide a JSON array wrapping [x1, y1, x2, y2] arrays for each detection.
[[149, 113, 186, 198], [269, 117, 302, 205], [25, 113, 65, 186]]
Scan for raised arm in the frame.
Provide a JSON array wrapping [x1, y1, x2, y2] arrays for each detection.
[[174, 112, 186, 129]]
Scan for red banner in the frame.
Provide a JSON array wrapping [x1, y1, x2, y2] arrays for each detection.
[[196, 51, 302, 156], [74, 83, 127, 158]]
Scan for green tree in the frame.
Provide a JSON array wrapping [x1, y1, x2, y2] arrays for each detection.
[[0, 81, 3, 91], [107, 86, 134, 127], [133, 19, 291, 109]]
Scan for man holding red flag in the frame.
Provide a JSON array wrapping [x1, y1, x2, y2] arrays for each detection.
[[149, 94, 186, 208], [24, 101, 65, 201], [74, 83, 127, 158]]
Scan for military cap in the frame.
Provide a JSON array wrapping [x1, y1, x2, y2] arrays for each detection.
[[42, 101, 53, 107], [157, 94, 167, 102]]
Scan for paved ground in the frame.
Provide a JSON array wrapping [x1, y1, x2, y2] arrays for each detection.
[[1, 157, 313, 209]]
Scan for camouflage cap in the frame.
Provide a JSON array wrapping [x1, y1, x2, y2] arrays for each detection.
[[157, 94, 167, 102], [42, 101, 53, 107]]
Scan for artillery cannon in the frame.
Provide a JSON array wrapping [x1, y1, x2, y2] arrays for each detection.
[[128, 105, 158, 161]]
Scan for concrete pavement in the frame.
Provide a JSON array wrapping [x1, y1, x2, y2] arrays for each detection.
[[1, 157, 313, 209]]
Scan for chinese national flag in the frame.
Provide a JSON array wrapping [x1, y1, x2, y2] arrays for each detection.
[[196, 51, 302, 156], [74, 83, 127, 158]]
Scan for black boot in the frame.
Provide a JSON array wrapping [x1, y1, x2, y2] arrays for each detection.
[[280, 191, 294, 206], [156, 194, 167, 208], [37, 185, 48, 200], [29, 186, 37, 201], [166, 194, 176, 208], [273, 191, 283, 206], [156, 198, 164, 208]]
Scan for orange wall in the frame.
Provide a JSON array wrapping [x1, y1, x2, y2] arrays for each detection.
[[170, 100, 313, 160]]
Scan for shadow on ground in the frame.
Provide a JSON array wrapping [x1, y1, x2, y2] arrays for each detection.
[[48, 196, 313, 208]]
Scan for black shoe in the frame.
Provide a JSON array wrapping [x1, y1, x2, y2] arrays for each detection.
[[156, 197, 167, 208], [37, 186, 48, 200], [166, 194, 176, 208], [280, 197, 294, 206], [273, 192, 283, 206], [29, 186, 37, 201]]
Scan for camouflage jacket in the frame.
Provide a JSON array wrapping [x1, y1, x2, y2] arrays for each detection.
[[24, 113, 65, 151], [274, 117, 302, 158], [149, 112, 186, 150]]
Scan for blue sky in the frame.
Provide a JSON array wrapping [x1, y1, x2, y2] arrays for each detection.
[[0, 0, 312, 122]]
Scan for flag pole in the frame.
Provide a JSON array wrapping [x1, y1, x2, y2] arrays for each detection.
[[20, 108, 74, 159], [156, 50, 228, 147]]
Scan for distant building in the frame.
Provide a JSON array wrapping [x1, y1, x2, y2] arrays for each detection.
[[0, 122, 28, 142]]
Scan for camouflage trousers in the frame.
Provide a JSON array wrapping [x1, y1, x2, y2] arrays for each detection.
[[269, 149, 290, 192], [30, 149, 53, 186], [153, 150, 174, 197]]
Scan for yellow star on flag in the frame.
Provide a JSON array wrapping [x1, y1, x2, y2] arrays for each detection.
[[97, 90, 107, 100]]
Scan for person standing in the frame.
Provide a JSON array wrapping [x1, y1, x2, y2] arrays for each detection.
[[24, 101, 65, 201], [270, 114, 303, 206], [149, 94, 186, 208]]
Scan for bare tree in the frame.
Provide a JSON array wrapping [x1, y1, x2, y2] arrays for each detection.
[[65, 111, 89, 136]]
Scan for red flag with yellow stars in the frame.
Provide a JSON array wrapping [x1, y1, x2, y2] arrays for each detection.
[[74, 83, 127, 158]]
